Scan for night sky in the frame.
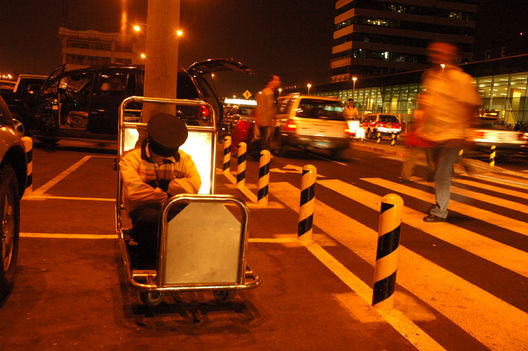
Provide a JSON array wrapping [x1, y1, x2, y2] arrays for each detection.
[[0, 0, 334, 98], [0, 0, 526, 98]]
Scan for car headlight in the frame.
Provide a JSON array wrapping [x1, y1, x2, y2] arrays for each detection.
[[522, 132, 528, 140]]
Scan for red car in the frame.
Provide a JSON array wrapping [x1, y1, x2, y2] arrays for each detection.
[[361, 113, 402, 139]]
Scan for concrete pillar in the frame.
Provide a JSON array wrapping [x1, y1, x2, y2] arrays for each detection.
[[143, 0, 180, 120]]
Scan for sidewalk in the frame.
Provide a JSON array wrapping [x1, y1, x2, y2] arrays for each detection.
[[349, 138, 528, 185]]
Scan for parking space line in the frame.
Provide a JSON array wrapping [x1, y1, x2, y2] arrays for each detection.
[[33, 155, 92, 195], [23, 194, 115, 202], [24, 194, 115, 202], [21, 233, 118, 239]]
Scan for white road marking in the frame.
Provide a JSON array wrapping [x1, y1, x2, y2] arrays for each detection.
[[416, 181, 528, 213], [273, 181, 528, 351], [33, 155, 92, 195], [319, 179, 528, 278], [362, 177, 528, 236], [452, 178, 528, 200], [473, 173, 528, 189], [21, 233, 118, 239], [23, 195, 115, 202]]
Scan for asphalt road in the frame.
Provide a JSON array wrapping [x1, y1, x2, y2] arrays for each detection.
[[0, 138, 527, 350]]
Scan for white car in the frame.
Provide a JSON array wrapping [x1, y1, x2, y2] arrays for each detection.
[[273, 95, 352, 159], [471, 117, 528, 155]]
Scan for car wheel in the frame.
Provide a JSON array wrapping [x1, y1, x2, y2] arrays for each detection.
[[331, 148, 344, 160], [0, 165, 20, 303]]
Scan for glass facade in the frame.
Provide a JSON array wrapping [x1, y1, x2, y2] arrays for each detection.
[[316, 71, 528, 125]]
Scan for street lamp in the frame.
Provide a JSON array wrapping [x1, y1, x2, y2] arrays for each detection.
[[307, 83, 312, 95], [352, 76, 357, 99], [278, 88, 282, 96]]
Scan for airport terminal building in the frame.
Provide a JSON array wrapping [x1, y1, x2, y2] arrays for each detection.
[[309, 54, 528, 126]]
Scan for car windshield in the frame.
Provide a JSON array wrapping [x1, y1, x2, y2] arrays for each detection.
[[296, 99, 344, 120], [380, 115, 399, 123], [236, 106, 254, 116]]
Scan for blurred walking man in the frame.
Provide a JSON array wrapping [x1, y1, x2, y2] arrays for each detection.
[[420, 42, 481, 222], [255, 75, 281, 152]]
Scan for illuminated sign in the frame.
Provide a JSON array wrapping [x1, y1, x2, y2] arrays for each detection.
[[224, 98, 257, 106]]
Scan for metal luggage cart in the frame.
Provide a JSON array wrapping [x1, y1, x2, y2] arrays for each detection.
[[116, 96, 261, 306]]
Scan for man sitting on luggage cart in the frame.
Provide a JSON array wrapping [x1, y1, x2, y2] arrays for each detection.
[[120, 112, 201, 267]]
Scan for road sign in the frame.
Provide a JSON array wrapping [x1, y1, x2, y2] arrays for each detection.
[[243, 90, 252, 99]]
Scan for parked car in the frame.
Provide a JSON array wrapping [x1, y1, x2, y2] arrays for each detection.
[[272, 94, 352, 159], [30, 59, 251, 144], [0, 80, 15, 96], [470, 117, 528, 155], [0, 98, 28, 303], [221, 99, 257, 149], [1, 74, 47, 134], [360, 113, 402, 139]]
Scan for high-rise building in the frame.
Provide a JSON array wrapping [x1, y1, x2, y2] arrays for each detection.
[[58, 26, 145, 70], [331, 0, 478, 82]]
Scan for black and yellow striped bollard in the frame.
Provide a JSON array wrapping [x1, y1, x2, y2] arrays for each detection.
[[257, 150, 270, 206], [372, 193, 403, 311], [489, 145, 496, 167], [390, 133, 396, 146], [298, 164, 317, 241], [21, 136, 33, 198], [376, 132, 381, 144], [237, 141, 247, 187], [223, 136, 231, 174]]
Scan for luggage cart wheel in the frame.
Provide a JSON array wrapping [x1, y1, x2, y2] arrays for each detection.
[[213, 289, 236, 303], [140, 291, 164, 306]]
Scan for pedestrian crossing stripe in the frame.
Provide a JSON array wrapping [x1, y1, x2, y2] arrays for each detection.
[[317, 179, 528, 278], [452, 177, 528, 200], [361, 178, 528, 236], [415, 180, 528, 214], [271, 181, 528, 351]]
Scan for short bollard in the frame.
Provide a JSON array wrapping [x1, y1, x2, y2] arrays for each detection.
[[390, 134, 396, 146], [223, 136, 231, 174], [298, 164, 317, 241], [237, 142, 247, 187], [257, 150, 270, 206], [376, 132, 381, 144], [489, 145, 496, 167], [21, 136, 33, 197], [372, 193, 403, 311]]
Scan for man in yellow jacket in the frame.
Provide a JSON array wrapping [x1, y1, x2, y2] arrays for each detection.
[[120, 112, 201, 267]]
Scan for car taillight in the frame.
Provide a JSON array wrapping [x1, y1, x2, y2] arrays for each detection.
[[285, 119, 297, 131], [199, 105, 210, 119], [345, 128, 354, 136], [474, 131, 485, 137]]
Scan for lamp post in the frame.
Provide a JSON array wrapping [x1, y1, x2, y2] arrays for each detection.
[[352, 76, 357, 99], [307, 83, 312, 95]]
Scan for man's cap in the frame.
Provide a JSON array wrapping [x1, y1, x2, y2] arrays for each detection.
[[147, 112, 188, 156]]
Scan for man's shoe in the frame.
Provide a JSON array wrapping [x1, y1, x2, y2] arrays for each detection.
[[398, 177, 411, 183], [423, 214, 446, 222]]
